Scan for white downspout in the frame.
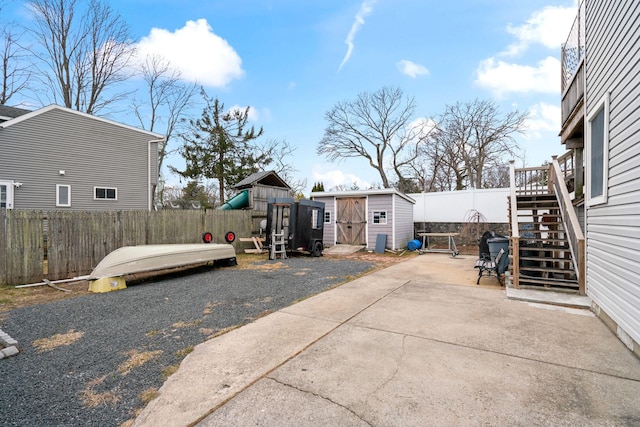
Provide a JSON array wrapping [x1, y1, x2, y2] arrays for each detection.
[[148, 138, 165, 211]]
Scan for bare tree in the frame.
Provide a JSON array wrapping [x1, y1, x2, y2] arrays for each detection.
[[0, 27, 32, 104], [26, 0, 134, 114], [133, 54, 198, 205], [252, 138, 306, 195], [437, 99, 527, 189], [317, 86, 423, 188]]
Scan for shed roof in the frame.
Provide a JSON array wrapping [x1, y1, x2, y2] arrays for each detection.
[[311, 188, 415, 204], [234, 170, 291, 190]]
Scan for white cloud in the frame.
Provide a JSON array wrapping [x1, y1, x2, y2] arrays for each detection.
[[525, 102, 561, 138], [135, 19, 244, 87], [338, 0, 376, 71], [312, 167, 370, 190], [397, 60, 429, 78], [503, 4, 578, 56], [475, 56, 559, 97]]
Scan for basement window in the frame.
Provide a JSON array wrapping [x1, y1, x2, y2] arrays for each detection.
[[95, 187, 117, 200]]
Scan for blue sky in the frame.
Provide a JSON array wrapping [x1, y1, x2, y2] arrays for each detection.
[[4, 0, 579, 192]]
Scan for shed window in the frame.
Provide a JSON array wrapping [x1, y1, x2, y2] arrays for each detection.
[[324, 211, 331, 223], [95, 187, 117, 200], [587, 93, 609, 206], [373, 211, 387, 224], [56, 184, 71, 207]]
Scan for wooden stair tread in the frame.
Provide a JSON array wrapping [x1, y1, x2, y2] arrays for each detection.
[[519, 265, 576, 274], [518, 275, 579, 286]]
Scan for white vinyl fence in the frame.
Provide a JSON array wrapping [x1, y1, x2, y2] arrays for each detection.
[[408, 188, 510, 223]]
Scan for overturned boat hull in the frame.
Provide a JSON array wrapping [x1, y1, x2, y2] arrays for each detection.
[[90, 244, 237, 280]]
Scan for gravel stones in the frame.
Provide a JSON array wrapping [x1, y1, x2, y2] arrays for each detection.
[[0, 256, 374, 426]]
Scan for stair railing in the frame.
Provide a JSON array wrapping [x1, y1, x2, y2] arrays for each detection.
[[509, 161, 520, 288], [550, 156, 586, 294]]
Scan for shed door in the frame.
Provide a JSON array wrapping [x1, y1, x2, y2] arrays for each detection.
[[336, 197, 366, 245]]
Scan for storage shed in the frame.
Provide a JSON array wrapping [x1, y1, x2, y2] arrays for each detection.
[[311, 189, 415, 250]]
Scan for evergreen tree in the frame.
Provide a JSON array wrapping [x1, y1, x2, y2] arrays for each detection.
[[172, 91, 264, 204]]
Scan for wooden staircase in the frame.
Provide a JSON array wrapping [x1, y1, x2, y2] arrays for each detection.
[[510, 194, 579, 291], [508, 153, 585, 295]]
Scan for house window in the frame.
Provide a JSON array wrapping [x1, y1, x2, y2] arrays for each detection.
[[373, 211, 387, 224], [324, 211, 331, 224], [56, 184, 71, 207], [95, 187, 117, 200], [587, 93, 609, 205]]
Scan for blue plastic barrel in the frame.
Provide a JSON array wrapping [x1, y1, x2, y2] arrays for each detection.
[[407, 239, 422, 251]]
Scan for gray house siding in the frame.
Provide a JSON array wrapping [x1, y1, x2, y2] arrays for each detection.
[[0, 106, 162, 211], [585, 0, 640, 347]]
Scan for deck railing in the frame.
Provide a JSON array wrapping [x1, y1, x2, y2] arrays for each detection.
[[509, 161, 520, 288], [549, 156, 585, 294], [561, 1, 585, 93]]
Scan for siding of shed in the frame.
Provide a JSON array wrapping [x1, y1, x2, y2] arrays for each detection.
[[250, 185, 292, 212], [313, 196, 335, 245], [394, 194, 415, 250], [367, 194, 393, 249], [585, 0, 640, 346], [0, 108, 158, 210]]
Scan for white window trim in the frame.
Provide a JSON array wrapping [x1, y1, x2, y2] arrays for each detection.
[[0, 181, 15, 209], [373, 210, 387, 225], [586, 92, 610, 206], [324, 211, 332, 224], [56, 184, 71, 207], [94, 186, 118, 201]]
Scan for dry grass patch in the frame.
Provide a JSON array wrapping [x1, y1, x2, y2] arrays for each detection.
[[203, 301, 222, 315], [81, 375, 121, 408], [250, 261, 289, 271], [176, 346, 194, 358], [140, 387, 159, 404], [33, 329, 84, 352], [118, 349, 163, 376], [162, 364, 179, 378], [199, 327, 216, 336], [172, 319, 202, 328]]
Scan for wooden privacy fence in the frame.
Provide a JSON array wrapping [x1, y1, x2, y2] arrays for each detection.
[[0, 209, 252, 286]]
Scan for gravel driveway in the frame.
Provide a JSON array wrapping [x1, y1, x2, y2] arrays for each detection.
[[0, 255, 375, 427]]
